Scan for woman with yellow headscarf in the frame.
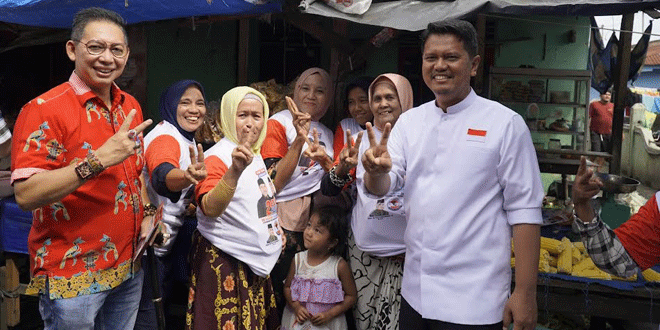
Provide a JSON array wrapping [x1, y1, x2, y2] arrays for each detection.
[[188, 87, 282, 330]]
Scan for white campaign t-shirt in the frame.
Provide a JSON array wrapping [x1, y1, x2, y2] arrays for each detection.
[[196, 138, 282, 277], [143, 121, 195, 257], [352, 127, 406, 257], [261, 110, 334, 202]]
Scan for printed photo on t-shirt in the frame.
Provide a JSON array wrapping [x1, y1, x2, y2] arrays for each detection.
[[256, 176, 276, 218], [266, 223, 279, 244], [255, 169, 280, 247], [369, 199, 391, 219]]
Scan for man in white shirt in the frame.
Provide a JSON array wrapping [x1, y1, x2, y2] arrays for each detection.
[[362, 19, 543, 330]]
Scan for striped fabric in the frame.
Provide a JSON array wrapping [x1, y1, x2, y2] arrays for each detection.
[[573, 215, 639, 278], [0, 114, 11, 144]]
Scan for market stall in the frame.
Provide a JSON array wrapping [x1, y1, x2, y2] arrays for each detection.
[[513, 229, 660, 324]]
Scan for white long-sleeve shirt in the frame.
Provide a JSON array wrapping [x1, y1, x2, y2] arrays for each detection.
[[386, 90, 543, 324]]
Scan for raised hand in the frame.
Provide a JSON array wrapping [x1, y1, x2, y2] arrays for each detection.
[[572, 156, 602, 206], [361, 122, 392, 175], [184, 144, 207, 185], [231, 130, 254, 174], [286, 96, 311, 140], [337, 129, 363, 176], [96, 109, 153, 167], [302, 128, 329, 162]]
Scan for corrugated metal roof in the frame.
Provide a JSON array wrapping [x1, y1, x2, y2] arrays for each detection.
[[646, 40, 660, 66], [303, 0, 660, 32]]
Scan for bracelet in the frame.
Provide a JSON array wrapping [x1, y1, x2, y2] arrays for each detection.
[[86, 152, 105, 175], [329, 165, 352, 187], [143, 203, 158, 217], [208, 179, 236, 203]]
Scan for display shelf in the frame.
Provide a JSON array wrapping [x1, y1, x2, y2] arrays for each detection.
[[530, 130, 582, 136], [501, 101, 585, 107], [489, 67, 591, 153]]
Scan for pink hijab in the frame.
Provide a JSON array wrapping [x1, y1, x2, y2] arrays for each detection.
[[368, 73, 414, 113], [294, 67, 334, 116]]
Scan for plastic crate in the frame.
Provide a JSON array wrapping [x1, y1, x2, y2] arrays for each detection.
[[0, 196, 32, 254]]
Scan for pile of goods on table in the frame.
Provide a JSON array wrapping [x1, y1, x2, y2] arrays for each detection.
[[512, 237, 660, 282]]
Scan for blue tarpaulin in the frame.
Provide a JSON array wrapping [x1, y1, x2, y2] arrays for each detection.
[[0, 0, 281, 28]]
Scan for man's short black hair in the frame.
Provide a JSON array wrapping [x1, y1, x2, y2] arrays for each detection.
[[71, 7, 128, 43], [420, 19, 478, 58]]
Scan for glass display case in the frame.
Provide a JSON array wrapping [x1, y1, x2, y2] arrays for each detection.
[[488, 67, 591, 153]]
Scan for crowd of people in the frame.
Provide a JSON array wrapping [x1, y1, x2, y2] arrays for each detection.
[[9, 6, 543, 330], [12, 5, 660, 330]]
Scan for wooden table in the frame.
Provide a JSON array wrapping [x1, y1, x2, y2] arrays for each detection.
[[538, 150, 612, 175], [519, 275, 660, 323], [538, 150, 613, 200]]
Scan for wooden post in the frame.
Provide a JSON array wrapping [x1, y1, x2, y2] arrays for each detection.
[[330, 19, 348, 128], [0, 266, 7, 330], [610, 13, 634, 174], [237, 19, 250, 86], [475, 14, 486, 95], [1, 257, 20, 327], [117, 25, 148, 119]]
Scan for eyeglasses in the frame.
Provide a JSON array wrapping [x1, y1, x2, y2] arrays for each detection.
[[72, 39, 129, 58]]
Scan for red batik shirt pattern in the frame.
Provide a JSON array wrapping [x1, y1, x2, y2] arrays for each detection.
[[11, 72, 146, 299]]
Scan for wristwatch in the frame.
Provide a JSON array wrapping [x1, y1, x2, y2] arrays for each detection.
[[74, 152, 105, 181], [143, 203, 158, 217], [74, 159, 96, 180]]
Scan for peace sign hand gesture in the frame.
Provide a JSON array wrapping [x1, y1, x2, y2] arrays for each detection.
[[302, 128, 328, 161], [301, 127, 334, 172], [184, 144, 207, 185], [96, 109, 153, 168], [336, 129, 363, 176], [286, 96, 311, 141], [361, 122, 392, 175], [231, 129, 254, 174]]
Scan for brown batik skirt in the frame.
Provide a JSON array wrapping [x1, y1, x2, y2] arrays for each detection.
[[186, 231, 280, 330]]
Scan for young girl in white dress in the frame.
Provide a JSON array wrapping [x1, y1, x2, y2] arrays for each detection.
[[282, 206, 357, 330]]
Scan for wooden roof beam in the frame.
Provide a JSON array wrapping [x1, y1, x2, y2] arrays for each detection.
[[643, 8, 660, 19], [610, 13, 634, 174], [283, 11, 356, 56]]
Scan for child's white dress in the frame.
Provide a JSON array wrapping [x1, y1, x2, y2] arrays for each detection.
[[281, 250, 347, 330]]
